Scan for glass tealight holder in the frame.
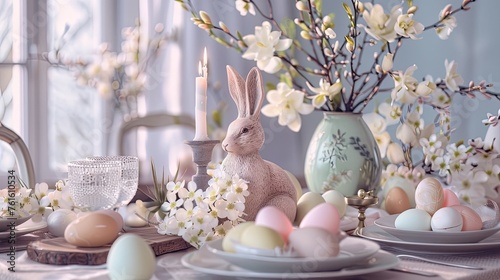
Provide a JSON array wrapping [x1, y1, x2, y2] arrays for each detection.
[[67, 160, 122, 211], [86, 156, 139, 209]]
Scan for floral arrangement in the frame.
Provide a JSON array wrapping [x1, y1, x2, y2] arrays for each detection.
[[0, 180, 75, 222], [181, 1, 500, 205], [47, 20, 170, 120], [183, 0, 498, 131], [136, 162, 249, 248]]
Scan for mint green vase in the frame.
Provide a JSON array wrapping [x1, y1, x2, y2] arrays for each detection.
[[304, 112, 382, 196]]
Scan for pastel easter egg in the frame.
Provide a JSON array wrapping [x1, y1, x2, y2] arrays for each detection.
[[383, 176, 416, 207], [451, 205, 483, 231], [300, 203, 340, 235], [288, 228, 343, 258], [295, 192, 325, 225], [384, 187, 411, 215], [415, 177, 444, 215], [431, 207, 463, 232], [47, 209, 77, 237], [107, 234, 156, 280], [395, 208, 432, 231], [240, 225, 285, 250], [222, 222, 255, 252], [64, 212, 120, 247], [322, 190, 347, 218], [255, 206, 294, 243], [442, 189, 460, 207]]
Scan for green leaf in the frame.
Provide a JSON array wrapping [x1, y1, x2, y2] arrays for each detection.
[[314, 0, 323, 15], [266, 82, 277, 91], [407, 0, 413, 7], [280, 74, 293, 88], [345, 35, 354, 46], [342, 2, 352, 18], [279, 18, 296, 38]]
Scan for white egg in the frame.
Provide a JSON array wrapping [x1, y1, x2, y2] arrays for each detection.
[[107, 234, 156, 280], [47, 209, 77, 237], [395, 208, 432, 231], [431, 207, 463, 232]]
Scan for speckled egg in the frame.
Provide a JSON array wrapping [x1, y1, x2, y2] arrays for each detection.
[[415, 177, 444, 215], [384, 187, 411, 215]]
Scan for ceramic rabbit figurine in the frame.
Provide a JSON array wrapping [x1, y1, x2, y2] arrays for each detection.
[[221, 66, 297, 222]]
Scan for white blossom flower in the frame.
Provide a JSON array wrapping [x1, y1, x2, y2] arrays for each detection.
[[395, 13, 424, 39], [391, 65, 419, 104], [432, 155, 451, 177], [482, 110, 500, 126], [235, 0, 256, 16], [450, 170, 488, 206], [214, 192, 245, 221], [436, 6, 457, 40], [306, 79, 342, 108], [47, 189, 73, 210], [386, 142, 405, 164], [363, 112, 387, 134], [261, 82, 314, 132], [378, 102, 401, 125], [178, 181, 203, 203], [167, 180, 185, 194], [430, 87, 451, 108], [381, 53, 394, 73], [242, 21, 292, 73], [161, 192, 184, 217], [444, 60, 463, 91], [360, 3, 401, 42], [34, 183, 49, 200], [446, 144, 469, 161]]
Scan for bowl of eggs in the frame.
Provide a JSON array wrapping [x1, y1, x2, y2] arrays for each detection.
[[207, 204, 381, 273], [375, 177, 500, 244]]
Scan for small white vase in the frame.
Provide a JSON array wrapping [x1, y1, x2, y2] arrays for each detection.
[[484, 124, 500, 152]]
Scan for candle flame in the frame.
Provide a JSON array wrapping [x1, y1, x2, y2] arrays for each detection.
[[198, 61, 202, 76]]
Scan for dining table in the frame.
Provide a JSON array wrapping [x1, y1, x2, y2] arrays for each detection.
[[1, 208, 499, 280]]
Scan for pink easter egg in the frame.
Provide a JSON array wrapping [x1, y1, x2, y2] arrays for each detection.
[[255, 206, 294, 243], [451, 205, 483, 231], [299, 203, 340, 235], [443, 189, 460, 207]]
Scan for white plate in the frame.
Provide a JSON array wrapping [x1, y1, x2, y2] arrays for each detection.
[[0, 218, 47, 240], [205, 237, 380, 273], [374, 214, 500, 243], [360, 225, 500, 254], [0, 215, 33, 231], [182, 244, 398, 279]]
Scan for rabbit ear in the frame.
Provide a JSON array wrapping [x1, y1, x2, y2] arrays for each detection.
[[245, 67, 264, 119], [226, 65, 247, 118]]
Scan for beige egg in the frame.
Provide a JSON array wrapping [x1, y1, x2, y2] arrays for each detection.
[[295, 192, 325, 225], [285, 170, 303, 201], [385, 187, 411, 214], [322, 190, 347, 218], [415, 177, 444, 215], [288, 228, 342, 258], [451, 205, 483, 231], [65, 212, 120, 247], [222, 222, 255, 252], [240, 225, 284, 250]]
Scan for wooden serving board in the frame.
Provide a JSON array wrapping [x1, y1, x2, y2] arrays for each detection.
[[26, 226, 191, 265]]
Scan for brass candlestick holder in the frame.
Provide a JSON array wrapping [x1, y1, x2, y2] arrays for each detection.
[[345, 189, 379, 236], [185, 140, 220, 190]]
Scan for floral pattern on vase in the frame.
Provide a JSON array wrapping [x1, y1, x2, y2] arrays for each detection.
[[305, 112, 382, 196]]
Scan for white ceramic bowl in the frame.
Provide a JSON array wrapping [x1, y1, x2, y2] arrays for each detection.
[[205, 237, 379, 273], [374, 214, 500, 244]]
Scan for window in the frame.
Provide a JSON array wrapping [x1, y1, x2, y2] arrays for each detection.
[[0, 0, 140, 184]]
